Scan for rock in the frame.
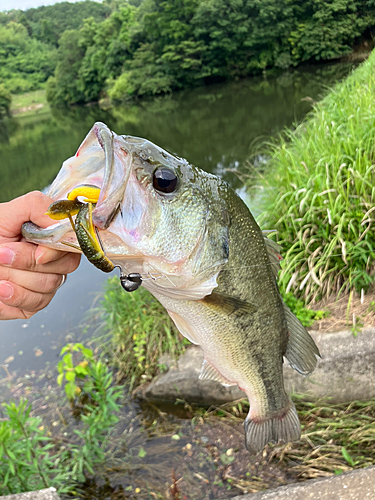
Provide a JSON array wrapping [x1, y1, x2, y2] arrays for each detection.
[[2, 488, 60, 500], [230, 466, 375, 499], [284, 327, 375, 402], [144, 327, 375, 404], [144, 345, 244, 404]]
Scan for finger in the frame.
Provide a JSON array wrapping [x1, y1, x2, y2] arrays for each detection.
[[0, 302, 34, 320], [0, 191, 55, 242], [0, 242, 81, 274], [0, 280, 55, 314], [0, 267, 65, 294], [34, 245, 75, 265]]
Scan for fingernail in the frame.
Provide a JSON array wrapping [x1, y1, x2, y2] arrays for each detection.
[[35, 247, 47, 265], [0, 247, 15, 266], [0, 282, 13, 299]]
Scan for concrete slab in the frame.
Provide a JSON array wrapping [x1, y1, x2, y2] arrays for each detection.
[[1, 488, 60, 500], [231, 466, 375, 499], [284, 327, 375, 403], [144, 327, 375, 404]]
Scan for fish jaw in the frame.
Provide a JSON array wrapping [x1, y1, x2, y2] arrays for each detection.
[[21, 220, 81, 253], [46, 122, 131, 232]]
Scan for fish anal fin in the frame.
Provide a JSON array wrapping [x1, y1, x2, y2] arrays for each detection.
[[199, 359, 236, 387], [283, 302, 321, 375], [167, 310, 199, 345], [203, 291, 257, 315]]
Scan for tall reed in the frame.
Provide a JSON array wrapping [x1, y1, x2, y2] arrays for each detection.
[[258, 51, 375, 303]]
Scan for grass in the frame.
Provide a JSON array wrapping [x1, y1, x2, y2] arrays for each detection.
[[255, 50, 375, 303], [202, 395, 375, 480], [93, 277, 189, 389], [0, 345, 122, 496], [10, 89, 49, 117]]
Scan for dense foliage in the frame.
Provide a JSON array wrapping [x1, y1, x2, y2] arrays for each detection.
[[258, 51, 375, 303], [1, 0, 375, 103], [0, 1, 110, 46], [0, 1, 110, 93], [49, 0, 375, 104]]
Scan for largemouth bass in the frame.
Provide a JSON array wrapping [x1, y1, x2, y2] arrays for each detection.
[[22, 122, 320, 453]]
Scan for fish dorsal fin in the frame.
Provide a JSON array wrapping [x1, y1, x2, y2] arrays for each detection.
[[262, 231, 283, 278], [199, 359, 236, 387], [167, 309, 199, 345], [283, 302, 321, 375], [203, 291, 257, 315]]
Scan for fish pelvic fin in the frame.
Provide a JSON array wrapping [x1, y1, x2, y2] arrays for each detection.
[[199, 359, 237, 387], [283, 302, 321, 375], [244, 399, 300, 454]]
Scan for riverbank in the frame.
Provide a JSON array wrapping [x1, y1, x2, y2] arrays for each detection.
[[3, 336, 375, 499], [10, 90, 49, 117], [256, 49, 375, 306]]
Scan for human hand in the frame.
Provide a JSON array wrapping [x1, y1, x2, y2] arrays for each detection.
[[0, 191, 81, 320]]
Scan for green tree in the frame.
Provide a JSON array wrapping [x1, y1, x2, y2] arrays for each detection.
[[0, 22, 57, 93], [47, 30, 85, 106], [48, 5, 136, 106], [288, 0, 375, 62]]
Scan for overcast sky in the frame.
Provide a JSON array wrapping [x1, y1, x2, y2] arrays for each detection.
[[0, 0, 83, 11]]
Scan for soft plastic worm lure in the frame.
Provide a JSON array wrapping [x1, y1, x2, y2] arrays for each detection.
[[46, 185, 143, 289]]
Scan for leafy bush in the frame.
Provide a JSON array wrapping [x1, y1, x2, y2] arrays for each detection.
[[0, 344, 122, 496], [258, 51, 375, 303], [281, 291, 328, 327]]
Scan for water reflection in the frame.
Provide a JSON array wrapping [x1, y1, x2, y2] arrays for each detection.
[[0, 62, 354, 203]]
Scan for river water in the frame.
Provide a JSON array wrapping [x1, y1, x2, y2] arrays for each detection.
[[0, 62, 354, 374]]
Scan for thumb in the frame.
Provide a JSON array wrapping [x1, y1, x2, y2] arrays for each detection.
[[0, 191, 55, 242]]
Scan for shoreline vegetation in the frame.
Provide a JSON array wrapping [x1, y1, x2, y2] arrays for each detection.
[[0, 0, 374, 112], [256, 49, 375, 306]]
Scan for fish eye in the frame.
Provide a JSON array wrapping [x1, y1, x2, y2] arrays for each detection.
[[152, 168, 178, 194]]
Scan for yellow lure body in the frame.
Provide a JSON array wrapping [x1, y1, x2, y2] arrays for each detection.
[[67, 185, 101, 204]]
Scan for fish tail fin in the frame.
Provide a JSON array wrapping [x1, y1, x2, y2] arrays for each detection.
[[244, 399, 301, 454]]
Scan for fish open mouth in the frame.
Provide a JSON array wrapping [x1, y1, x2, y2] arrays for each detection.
[[48, 122, 131, 229], [22, 122, 132, 252]]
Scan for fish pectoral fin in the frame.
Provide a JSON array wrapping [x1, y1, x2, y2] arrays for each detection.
[[167, 310, 200, 345], [203, 291, 257, 315], [199, 359, 237, 387], [283, 302, 321, 375], [262, 231, 283, 278]]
